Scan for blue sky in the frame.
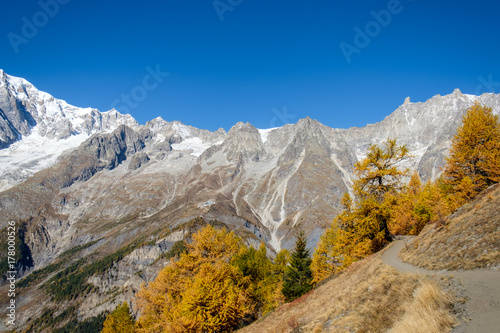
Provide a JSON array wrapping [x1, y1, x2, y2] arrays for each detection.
[[1, 0, 499, 131]]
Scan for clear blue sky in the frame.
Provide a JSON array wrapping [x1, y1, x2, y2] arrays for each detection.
[[1, 0, 499, 131]]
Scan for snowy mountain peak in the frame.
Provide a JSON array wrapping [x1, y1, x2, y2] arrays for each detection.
[[172, 121, 192, 139], [145, 116, 169, 133], [0, 71, 139, 191], [228, 122, 259, 135]]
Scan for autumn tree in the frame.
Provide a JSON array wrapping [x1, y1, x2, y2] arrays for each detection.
[[352, 139, 412, 242], [136, 225, 250, 332], [274, 248, 291, 274], [354, 138, 411, 201], [311, 208, 342, 284], [282, 229, 313, 302], [313, 139, 411, 282], [102, 302, 135, 333], [443, 102, 500, 199], [388, 172, 434, 235], [177, 262, 250, 332], [232, 243, 287, 317]]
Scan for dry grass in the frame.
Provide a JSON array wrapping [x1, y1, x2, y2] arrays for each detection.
[[237, 250, 457, 333], [388, 280, 457, 333], [400, 184, 500, 271]]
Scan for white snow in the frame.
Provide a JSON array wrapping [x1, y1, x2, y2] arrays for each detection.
[[258, 128, 278, 143], [0, 72, 139, 191], [257, 148, 306, 251], [172, 122, 191, 139], [0, 127, 89, 191], [171, 137, 212, 157], [198, 201, 215, 208]]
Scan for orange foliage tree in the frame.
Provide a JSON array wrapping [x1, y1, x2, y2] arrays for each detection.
[[136, 225, 251, 333], [101, 302, 135, 333], [312, 139, 411, 282], [443, 102, 500, 200]]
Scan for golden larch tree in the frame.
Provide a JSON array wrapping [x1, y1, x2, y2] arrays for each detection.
[[312, 139, 411, 282], [101, 302, 135, 333], [443, 102, 500, 197], [135, 225, 251, 333]]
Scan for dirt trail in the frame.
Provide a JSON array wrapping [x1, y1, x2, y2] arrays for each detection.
[[382, 238, 500, 333]]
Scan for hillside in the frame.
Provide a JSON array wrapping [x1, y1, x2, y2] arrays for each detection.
[[237, 248, 459, 333], [238, 186, 500, 333], [400, 184, 500, 271]]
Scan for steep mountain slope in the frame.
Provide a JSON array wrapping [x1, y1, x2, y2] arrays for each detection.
[[237, 247, 459, 333], [0, 71, 499, 330], [0, 70, 138, 191]]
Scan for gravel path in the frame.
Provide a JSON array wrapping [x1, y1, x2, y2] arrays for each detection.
[[382, 238, 500, 333]]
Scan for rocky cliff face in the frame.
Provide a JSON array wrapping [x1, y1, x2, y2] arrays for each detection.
[[0, 71, 499, 331]]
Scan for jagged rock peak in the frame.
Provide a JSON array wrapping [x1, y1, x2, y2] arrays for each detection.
[[215, 127, 227, 136], [171, 120, 194, 139], [145, 116, 169, 132], [0, 71, 143, 190], [294, 117, 325, 136], [228, 122, 259, 135], [404, 96, 411, 105], [296, 116, 322, 127]]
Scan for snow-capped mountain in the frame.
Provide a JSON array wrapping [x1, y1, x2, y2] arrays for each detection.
[[0, 69, 138, 190], [2, 72, 500, 252], [1, 71, 499, 330]]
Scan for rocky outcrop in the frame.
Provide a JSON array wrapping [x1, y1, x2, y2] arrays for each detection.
[[47, 125, 152, 189], [128, 152, 150, 171]]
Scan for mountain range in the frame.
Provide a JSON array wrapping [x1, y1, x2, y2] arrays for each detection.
[[1, 70, 499, 329]]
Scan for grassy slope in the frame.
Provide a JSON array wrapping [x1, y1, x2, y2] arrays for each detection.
[[236, 186, 500, 333], [237, 250, 457, 333], [400, 184, 500, 271]]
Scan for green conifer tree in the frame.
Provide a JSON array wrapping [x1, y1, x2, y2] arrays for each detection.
[[281, 229, 313, 302]]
